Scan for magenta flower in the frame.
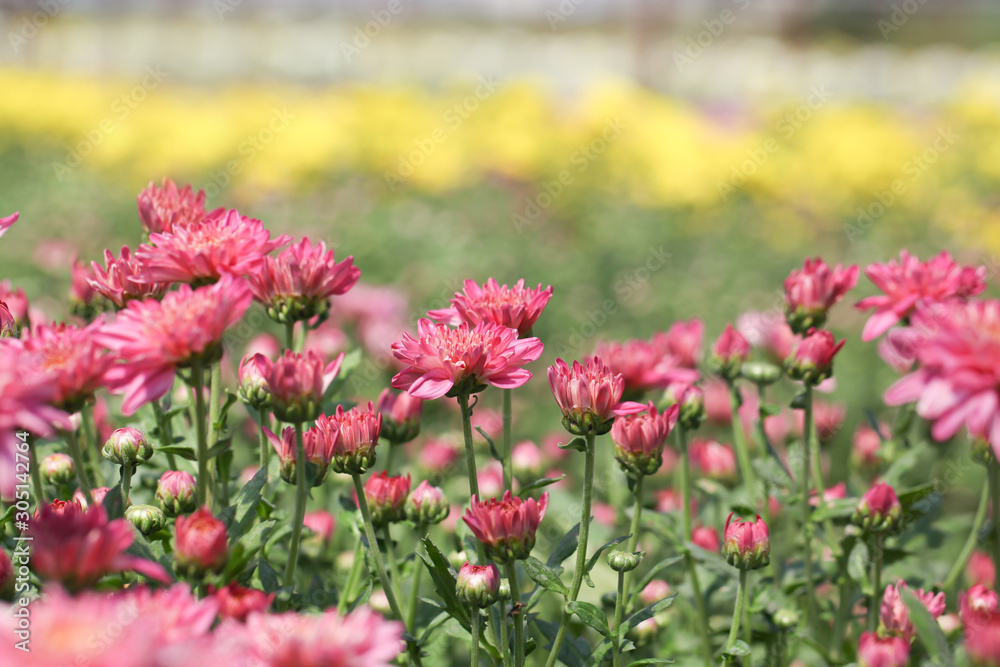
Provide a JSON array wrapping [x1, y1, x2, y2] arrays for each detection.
[[655, 318, 704, 369], [692, 526, 720, 552], [610, 402, 680, 476], [456, 561, 501, 608], [28, 501, 169, 590], [784, 257, 859, 334], [316, 402, 382, 475], [391, 319, 543, 399], [547, 356, 646, 436], [357, 471, 411, 525], [175, 506, 229, 576], [376, 387, 423, 445], [213, 582, 275, 622], [961, 584, 999, 627], [136, 208, 290, 285], [90, 245, 169, 308], [0, 346, 72, 437], [96, 274, 252, 414], [722, 512, 770, 570], [428, 277, 554, 336], [709, 323, 750, 380], [857, 250, 986, 341], [0, 211, 18, 240], [248, 237, 360, 323], [854, 481, 901, 532], [884, 300, 1000, 451], [881, 581, 945, 639], [857, 631, 909, 667], [594, 337, 700, 395], [690, 438, 738, 484], [965, 608, 1000, 667], [463, 490, 549, 562], [137, 178, 208, 234], [258, 350, 344, 423], [785, 328, 846, 386], [264, 424, 337, 486]]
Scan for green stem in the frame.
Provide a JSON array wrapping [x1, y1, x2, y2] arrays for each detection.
[[351, 472, 423, 666], [502, 388, 513, 492], [65, 428, 93, 500], [687, 554, 713, 667], [338, 539, 365, 615], [471, 608, 482, 667], [27, 442, 45, 505], [612, 569, 626, 667], [386, 442, 398, 475], [743, 573, 753, 659], [208, 362, 222, 503], [382, 524, 404, 606], [725, 569, 749, 663], [800, 384, 816, 629], [152, 399, 178, 471], [622, 474, 644, 607], [506, 561, 525, 667], [282, 422, 309, 587], [120, 465, 132, 505], [80, 404, 105, 487], [284, 321, 295, 351], [867, 534, 882, 633], [727, 381, 755, 494], [830, 580, 853, 659], [191, 364, 209, 507], [943, 476, 991, 590], [808, 408, 826, 512], [679, 427, 693, 541], [407, 530, 426, 631], [498, 597, 510, 667], [991, 460, 1000, 581], [680, 425, 713, 667], [543, 431, 596, 667], [258, 410, 269, 474]]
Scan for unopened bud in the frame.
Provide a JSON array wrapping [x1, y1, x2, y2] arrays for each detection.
[[102, 427, 153, 467], [125, 504, 167, 536], [607, 550, 644, 573]]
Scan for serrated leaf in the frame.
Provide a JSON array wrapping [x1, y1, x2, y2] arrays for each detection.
[[547, 522, 581, 568], [559, 437, 588, 453], [723, 640, 750, 657], [585, 535, 631, 574], [901, 586, 954, 665], [624, 595, 676, 637], [224, 466, 268, 542], [567, 601, 610, 637], [518, 475, 567, 498], [521, 556, 569, 597]]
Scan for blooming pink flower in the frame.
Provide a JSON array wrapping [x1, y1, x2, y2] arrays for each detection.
[[884, 300, 1000, 452], [857, 631, 909, 667], [28, 501, 168, 589], [969, 551, 997, 588], [213, 582, 275, 622], [175, 506, 229, 575], [784, 257, 859, 334], [405, 480, 450, 524], [133, 583, 222, 641], [392, 319, 543, 399], [90, 245, 169, 308], [881, 581, 946, 639], [244, 607, 404, 667], [264, 424, 337, 486], [303, 510, 336, 543], [96, 275, 252, 414], [257, 350, 344, 423], [786, 328, 846, 386], [965, 608, 1000, 667], [547, 357, 646, 436], [692, 526, 720, 552], [710, 324, 750, 379], [315, 402, 382, 475], [357, 471, 411, 525], [69, 257, 99, 311], [0, 346, 72, 436], [136, 208, 290, 285], [511, 440, 544, 477], [138, 178, 208, 234], [737, 310, 799, 362], [0, 211, 18, 240], [328, 282, 411, 359], [857, 250, 986, 341], [463, 490, 548, 562], [377, 388, 423, 444], [961, 584, 999, 627], [594, 337, 699, 395], [428, 278, 554, 337], [656, 318, 704, 369], [248, 237, 360, 323], [456, 561, 502, 608], [722, 513, 770, 570], [690, 438, 738, 483], [610, 402, 680, 476], [10, 321, 114, 411]]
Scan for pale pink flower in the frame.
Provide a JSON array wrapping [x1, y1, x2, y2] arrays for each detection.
[[655, 318, 704, 369], [968, 551, 996, 588], [0, 346, 72, 436], [0, 211, 18, 240], [852, 423, 886, 470], [136, 208, 290, 284], [303, 510, 336, 543], [881, 581, 946, 639], [594, 337, 699, 394], [463, 491, 548, 562], [548, 356, 646, 435], [428, 278, 554, 337], [690, 438, 737, 483], [960, 584, 999, 627], [257, 350, 344, 423], [737, 310, 799, 361], [655, 488, 696, 515], [964, 608, 1000, 667], [692, 525, 720, 552], [857, 250, 986, 341], [137, 178, 208, 234], [511, 440, 544, 477], [96, 275, 252, 414], [456, 562, 502, 607], [610, 402, 680, 475], [784, 257, 859, 334], [132, 583, 221, 641], [329, 282, 410, 359], [591, 502, 618, 527], [392, 319, 543, 399], [90, 245, 169, 308], [417, 438, 461, 473], [640, 579, 671, 605], [478, 461, 506, 499]]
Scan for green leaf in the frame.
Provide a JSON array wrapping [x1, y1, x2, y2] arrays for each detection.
[[156, 444, 197, 460], [224, 466, 268, 542], [475, 426, 503, 462], [518, 475, 567, 498], [723, 640, 750, 657], [547, 522, 581, 568], [628, 659, 675, 666], [213, 391, 239, 432], [760, 403, 781, 418], [624, 595, 676, 637], [789, 389, 809, 410], [900, 586, 954, 665], [258, 558, 280, 593], [535, 617, 590, 667], [810, 498, 859, 522], [685, 542, 731, 576], [102, 483, 125, 520], [897, 482, 937, 511], [558, 437, 588, 453], [0, 505, 16, 530], [567, 601, 610, 637], [521, 556, 569, 597], [847, 540, 869, 594], [585, 535, 631, 574], [587, 638, 614, 667], [880, 445, 924, 487], [205, 435, 233, 459]]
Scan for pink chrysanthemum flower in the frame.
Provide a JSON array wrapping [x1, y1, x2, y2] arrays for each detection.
[[0, 211, 18, 240], [137, 178, 208, 234], [96, 274, 252, 415], [69, 257, 102, 315], [722, 512, 770, 570], [391, 319, 543, 399], [248, 237, 360, 324], [10, 321, 114, 412], [883, 300, 1000, 452], [547, 356, 646, 436], [784, 257, 859, 334], [857, 250, 986, 342], [0, 346, 72, 436], [264, 423, 338, 486], [0, 279, 29, 326], [463, 490, 549, 562], [609, 402, 680, 476], [964, 608, 1000, 667], [857, 631, 909, 667], [136, 208, 290, 285], [738, 310, 799, 362], [28, 501, 169, 590], [90, 245, 169, 309], [653, 318, 704, 369], [428, 278, 554, 337], [257, 350, 345, 423], [356, 471, 411, 525], [593, 337, 699, 396], [690, 438, 738, 484], [315, 402, 382, 475], [881, 581, 946, 639], [212, 582, 275, 623]]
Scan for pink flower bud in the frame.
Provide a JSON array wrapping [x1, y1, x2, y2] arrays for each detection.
[[376, 388, 423, 445], [852, 423, 885, 471], [405, 480, 449, 525], [709, 324, 750, 380], [358, 472, 411, 525], [881, 581, 945, 639], [175, 507, 229, 576], [610, 403, 679, 476], [691, 526, 720, 552], [264, 424, 337, 487], [213, 582, 275, 622], [156, 470, 197, 516], [722, 513, 770, 570], [260, 350, 344, 423], [690, 438, 738, 484], [857, 631, 909, 667], [961, 584, 999, 627], [968, 551, 997, 588], [511, 441, 544, 478], [237, 353, 271, 409], [303, 510, 336, 544], [640, 579, 671, 606], [463, 491, 548, 563], [102, 426, 153, 467], [854, 482, 901, 532], [316, 402, 381, 475], [40, 453, 74, 485], [663, 383, 706, 431], [455, 561, 501, 608], [0, 300, 17, 338], [547, 357, 645, 436], [786, 328, 846, 386], [783, 257, 858, 334]]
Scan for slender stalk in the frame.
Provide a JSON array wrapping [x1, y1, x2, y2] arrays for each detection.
[[407, 530, 426, 631], [727, 381, 755, 493], [543, 431, 596, 667], [943, 477, 991, 590], [207, 362, 222, 502], [284, 321, 295, 351], [152, 399, 178, 471], [120, 465, 133, 505], [506, 561, 525, 667], [622, 475, 644, 607], [351, 472, 423, 666], [338, 539, 365, 615], [800, 384, 816, 629], [191, 364, 210, 507], [808, 408, 827, 512], [867, 534, 883, 633], [282, 423, 309, 587], [687, 554, 713, 667], [725, 569, 749, 663], [386, 442, 399, 474], [991, 460, 1000, 580], [80, 404, 105, 487], [65, 428, 93, 500], [498, 598, 510, 667], [679, 427, 694, 541], [743, 573, 753, 659], [830, 580, 853, 659], [471, 608, 482, 667], [27, 443, 45, 505], [382, 524, 404, 606], [612, 569, 626, 667], [680, 426, 713, 667], [502, 388, 513, 492], [258, 410, 269, 473]]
